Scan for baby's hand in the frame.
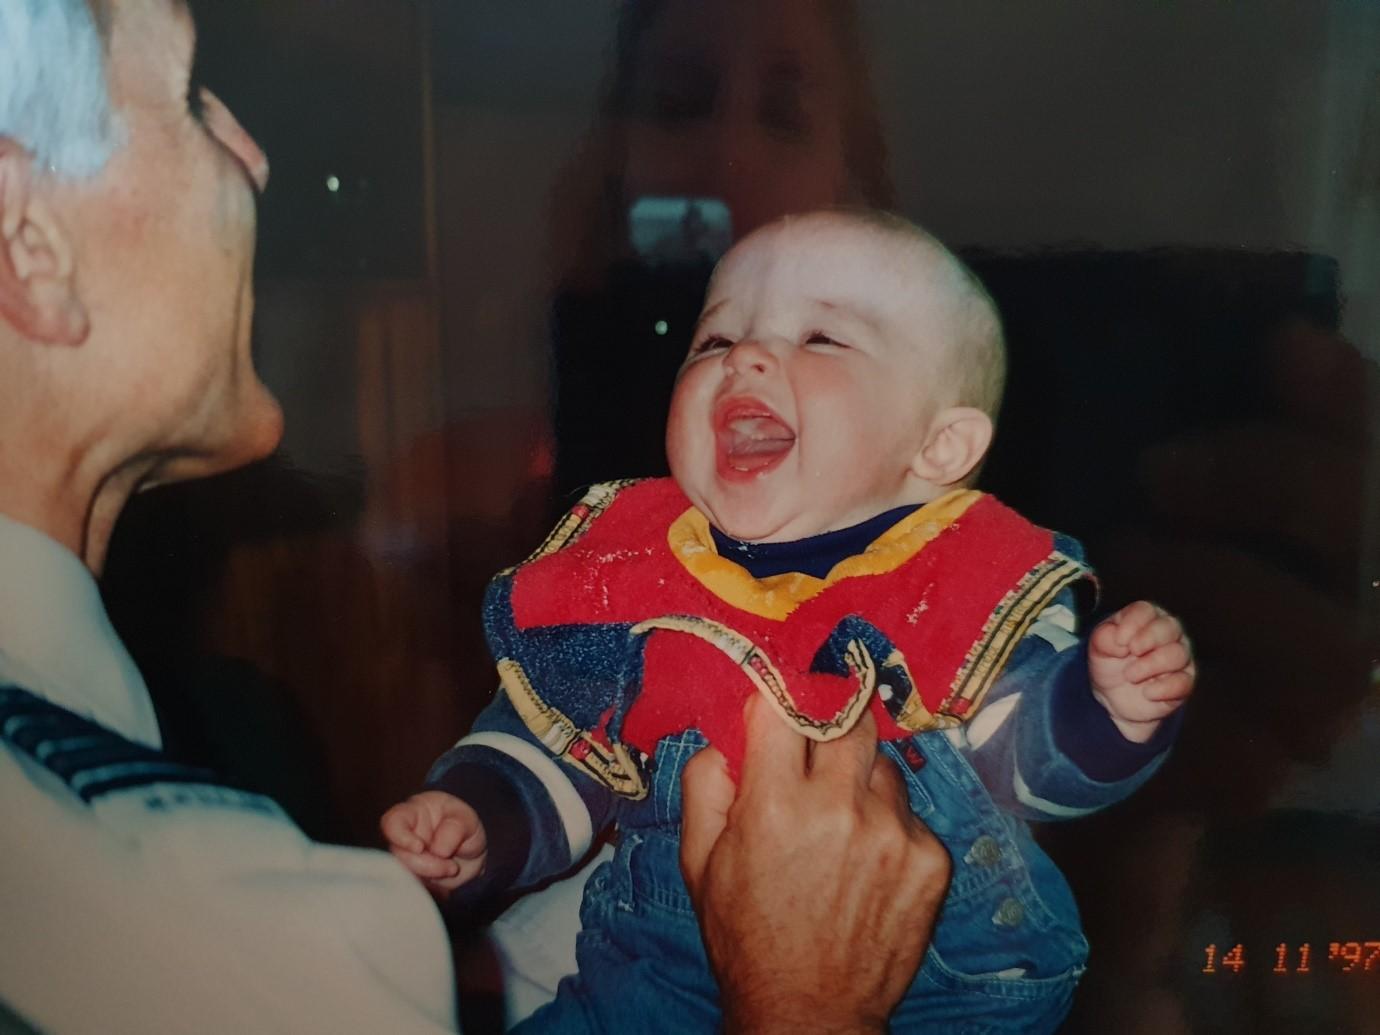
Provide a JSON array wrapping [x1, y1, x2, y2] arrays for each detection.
[[380, 790, 487, 897], [1088, 601, 1196, 743]]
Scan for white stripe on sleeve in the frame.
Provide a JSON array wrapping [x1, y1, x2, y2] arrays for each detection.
[[1012, 760, 1100, 819], [1027, 603, 1079, 653], [965, 692, 1020, 751], [458, 731, 594, 862]]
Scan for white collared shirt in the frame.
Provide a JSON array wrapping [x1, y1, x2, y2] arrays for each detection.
[[0, 512, 458, 1034], [0, 513, 159, 748]]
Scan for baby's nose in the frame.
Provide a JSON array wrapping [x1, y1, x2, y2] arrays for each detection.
[[724, 338, 775, 375]]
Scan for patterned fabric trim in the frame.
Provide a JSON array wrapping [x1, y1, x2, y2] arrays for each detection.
[[509, 480, 641, 571], [939, 552, 1090, 721], [0, 684, 216, 802], [631, 614, 873, 742], [497, 658, 649, 800]]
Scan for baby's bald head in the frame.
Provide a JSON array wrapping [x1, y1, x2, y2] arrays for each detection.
[[811, 208, 1006, 422]]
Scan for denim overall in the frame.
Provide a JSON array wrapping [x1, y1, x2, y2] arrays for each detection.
[[517, 727, 1087, 1034]]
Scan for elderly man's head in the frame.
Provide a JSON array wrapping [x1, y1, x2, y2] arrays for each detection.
[[0, 0, 281, 568]]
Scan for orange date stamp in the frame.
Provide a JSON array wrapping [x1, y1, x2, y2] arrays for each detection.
[[1202, 942, 1380, 975]]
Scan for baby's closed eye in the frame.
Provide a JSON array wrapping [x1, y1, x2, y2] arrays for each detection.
[[804, 331, 849, 349], [690, 335, 733, 356]]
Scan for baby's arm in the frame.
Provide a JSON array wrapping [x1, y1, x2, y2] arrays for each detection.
[[384, 690, 622, 913], [957, 582, 1187, 821], [380, 791, 487, 897], [1088, 601, 1196, 743]]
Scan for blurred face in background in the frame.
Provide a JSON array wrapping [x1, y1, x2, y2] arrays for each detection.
[[618, 0, 855, 242]]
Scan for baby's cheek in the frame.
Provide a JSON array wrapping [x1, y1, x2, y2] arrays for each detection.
[[664, 383, 703, 471]]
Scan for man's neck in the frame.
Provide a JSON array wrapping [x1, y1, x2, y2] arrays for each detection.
[[0, 450, 150, 575]]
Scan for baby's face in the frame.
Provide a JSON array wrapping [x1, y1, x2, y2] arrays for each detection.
[[666, 216, 949, 542]]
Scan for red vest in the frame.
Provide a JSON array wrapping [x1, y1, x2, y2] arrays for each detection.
[[496, 479, 1090, 795]]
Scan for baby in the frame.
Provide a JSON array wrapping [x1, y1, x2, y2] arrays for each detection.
[[383, 210, 1195, 1032]]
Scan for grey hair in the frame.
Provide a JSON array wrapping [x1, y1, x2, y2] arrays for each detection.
[[0, 0, 122, 179]]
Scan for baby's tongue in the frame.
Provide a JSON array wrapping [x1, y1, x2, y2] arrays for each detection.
[[720, 416, 795, 471]]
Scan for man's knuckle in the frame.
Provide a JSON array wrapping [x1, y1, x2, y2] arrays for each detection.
[[817, 803, 860, 842], [909, 831, 951, 874]]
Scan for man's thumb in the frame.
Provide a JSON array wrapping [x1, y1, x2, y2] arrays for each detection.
[[679, 744, 734, 897]]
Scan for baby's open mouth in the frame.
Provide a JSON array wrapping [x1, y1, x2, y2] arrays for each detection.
[[715, 401, 796, 474]]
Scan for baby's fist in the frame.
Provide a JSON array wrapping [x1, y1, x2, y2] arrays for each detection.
[[1089, 601, 1196, 742], [380, 790, 487, 896]]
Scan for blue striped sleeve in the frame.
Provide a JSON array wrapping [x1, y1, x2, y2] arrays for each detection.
[[958, 589, 1178, 821], [425, 690, 618, 902]]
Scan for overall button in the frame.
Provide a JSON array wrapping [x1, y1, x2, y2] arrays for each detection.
[[992, 897, 1025, 928], [965, 835, 1002, 867]]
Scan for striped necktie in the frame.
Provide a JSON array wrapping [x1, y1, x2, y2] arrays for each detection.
[[0, 683, 217, 804]]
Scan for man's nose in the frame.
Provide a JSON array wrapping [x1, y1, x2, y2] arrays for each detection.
[[199, 88, 270, 194], [724, 338, 777, 376]]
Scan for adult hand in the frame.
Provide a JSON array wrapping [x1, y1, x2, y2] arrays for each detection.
[[680, 695, 951, 1035]]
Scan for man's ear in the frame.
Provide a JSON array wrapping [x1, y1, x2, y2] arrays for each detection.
[[909, 406, 994, 488], [0, 141, 88, 346]]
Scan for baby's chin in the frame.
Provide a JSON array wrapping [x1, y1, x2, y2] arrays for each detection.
[[705, 505, 829, 544], [685, 474, 898, 543]]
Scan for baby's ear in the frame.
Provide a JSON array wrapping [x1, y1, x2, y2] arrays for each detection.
[[909, 407, 993, 488]]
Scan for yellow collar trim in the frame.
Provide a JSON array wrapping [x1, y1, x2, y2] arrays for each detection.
[[666, 489, 983, 621]]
